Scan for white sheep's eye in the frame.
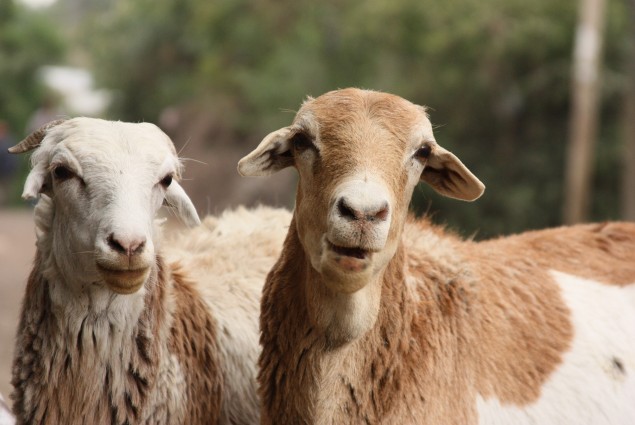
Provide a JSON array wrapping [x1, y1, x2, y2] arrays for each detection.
[[160, 174, 173, 188], [53, 165, 74, 181]]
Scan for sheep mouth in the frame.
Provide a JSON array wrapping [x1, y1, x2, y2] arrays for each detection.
[[326, 241, 374, 274], [328, 242, 370, 260], [96, 264, 150, 294]]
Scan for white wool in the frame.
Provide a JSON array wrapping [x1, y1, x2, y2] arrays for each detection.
[[165, 205, 292, 424]]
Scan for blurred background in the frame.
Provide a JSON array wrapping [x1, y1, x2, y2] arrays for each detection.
[[0, 0, 634, 398]]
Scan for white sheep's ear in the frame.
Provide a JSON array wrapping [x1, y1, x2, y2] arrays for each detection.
[[164, 180, 201, 227], [420, 144, 485, 201], [9, 119, 67, 200], [22, 162, 48, 200], [237, 127, 294, 177]]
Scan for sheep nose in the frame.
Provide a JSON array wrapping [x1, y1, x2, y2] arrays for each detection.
[[337, 197, 390, 223], [107, 233, 146, 257]]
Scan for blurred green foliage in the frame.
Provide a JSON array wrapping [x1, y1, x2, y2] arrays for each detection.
[[1, 0, 65, 205], [67, 0, 634, 236], [0, 0, 65, 135]]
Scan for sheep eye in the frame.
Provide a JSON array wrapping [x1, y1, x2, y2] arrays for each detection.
[[53, 165, 74, 181], [160, 174, 173, 188], [291, 132, 314, 153], [415, 145, 432, 160]]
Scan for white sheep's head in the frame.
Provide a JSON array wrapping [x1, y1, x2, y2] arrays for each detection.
[[10, 118, 200, 295], [239, 89, 484, 341]]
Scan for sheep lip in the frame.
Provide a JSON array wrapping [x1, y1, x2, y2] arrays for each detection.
[[96, 264, 150, 294], [96, 264, 149, 275]]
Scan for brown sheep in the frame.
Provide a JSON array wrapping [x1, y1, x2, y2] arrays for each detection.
[[239, 88, 635, 425]]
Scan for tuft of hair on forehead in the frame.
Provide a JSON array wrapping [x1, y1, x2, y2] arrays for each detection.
[[30, 117, 182, 175], [300, 88, 423, 119], [295, 88, 428, 142]]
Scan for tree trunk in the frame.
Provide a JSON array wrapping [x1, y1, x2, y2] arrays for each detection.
[[563, 0, 607, 224], [621, 0, 635, 220]]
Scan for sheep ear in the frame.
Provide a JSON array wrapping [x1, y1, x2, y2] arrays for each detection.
[[164, 180, 201, 227], [10, 119, 67, 200], [420, 144, 485, 201], [237, 127, 294, 177], [22, 162, 48, 200]]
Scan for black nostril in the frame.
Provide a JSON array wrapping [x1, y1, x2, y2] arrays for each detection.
[[107, 233, 126, 254], [370, 202, 390, 222], [337, 198, 360, 221], [132, 240, 146, 254]]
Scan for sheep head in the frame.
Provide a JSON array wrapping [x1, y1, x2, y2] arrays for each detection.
[[11, 118, 200, 295], [239, 89, 484, 341]]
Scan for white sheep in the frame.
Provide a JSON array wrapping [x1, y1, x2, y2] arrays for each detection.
[[238, 88, 635, 425], [9, 118, 290, 425]]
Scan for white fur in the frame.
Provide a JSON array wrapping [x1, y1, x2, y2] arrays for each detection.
[[477, 271, 635, 425], [327, 176, 393, 251], [164, 205, 292, 424], [0, 394, 14, 425]]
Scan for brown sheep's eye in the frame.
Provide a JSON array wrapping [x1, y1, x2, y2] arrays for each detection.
[[53, 165, 74, 181], [160, 174, 173, 188], [415, 145, 432, 160], [291, 132, 314, 152]]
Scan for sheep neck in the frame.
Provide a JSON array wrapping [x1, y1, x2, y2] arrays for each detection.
[[11, 249, 171, 425], [260, 219, 474, 424]]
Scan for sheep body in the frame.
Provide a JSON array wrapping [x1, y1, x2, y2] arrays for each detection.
[[256, 217, 635, 425]]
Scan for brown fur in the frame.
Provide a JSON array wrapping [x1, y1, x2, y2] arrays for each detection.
[[11, 255, 222, 425], [166, 264, 223, 424], [254, 89, 635, 424], [260, 217, 635, 424]]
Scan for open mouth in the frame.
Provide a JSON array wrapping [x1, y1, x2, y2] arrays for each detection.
[[327, 241, 370, 260]]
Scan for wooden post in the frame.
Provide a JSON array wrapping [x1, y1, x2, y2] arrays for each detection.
[[621, 0, 635, 220], [563, 0, 607, 224]]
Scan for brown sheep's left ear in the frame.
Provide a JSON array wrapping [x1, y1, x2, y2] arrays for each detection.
[[420, 144, 485, 201]]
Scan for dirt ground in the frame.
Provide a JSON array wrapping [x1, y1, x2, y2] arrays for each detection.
[[0, 209, 35, 399]]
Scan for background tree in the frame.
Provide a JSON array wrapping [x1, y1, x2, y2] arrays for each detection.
[[48, 0, 633, 237], [621, 0, 635, 220], [0, 0, 65, 134], [0, 0, 65, 204], [563, 0, 607, 224]]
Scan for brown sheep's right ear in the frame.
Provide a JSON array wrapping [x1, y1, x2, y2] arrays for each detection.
[[8, 119, 66, 154], [420, 144, 485, 201], [9, 119, 66, 200], [237, 127, 294, 177]]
